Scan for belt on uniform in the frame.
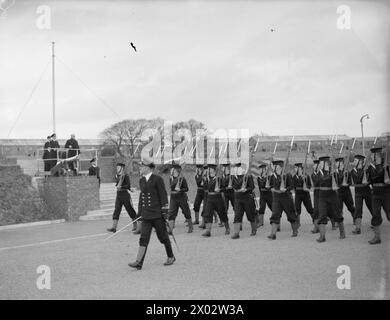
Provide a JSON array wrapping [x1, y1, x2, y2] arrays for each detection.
[[319, 187, 337, 191], [208, 192, 222, 195], [272, 190, 289, 194], [295, 187, 310, 191], [197, 187, 204, 190], [260, 188, 271, 192], [373, 183, 387, 187], [171, 191, 184, 194]]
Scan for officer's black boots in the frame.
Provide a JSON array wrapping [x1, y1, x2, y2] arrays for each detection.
[[316, 224, 326, 243], [338, 222, 346, 239], [368, 226, 381, 245], [128, 246, 147, 270], [198, 218, 206, 229], [277, 224, 281, 232], [107, 219, 118, 233], [267, 223, 278, 240]]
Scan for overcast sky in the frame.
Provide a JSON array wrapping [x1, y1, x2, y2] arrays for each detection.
[[0, 0, 389, 140]]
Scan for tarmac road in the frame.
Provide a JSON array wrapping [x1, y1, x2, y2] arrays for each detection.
[[0, 208, 388, 300]]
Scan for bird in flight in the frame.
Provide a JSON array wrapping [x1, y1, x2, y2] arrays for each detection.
[[130, 42, 137, 52], [270, 28, 276, 32]]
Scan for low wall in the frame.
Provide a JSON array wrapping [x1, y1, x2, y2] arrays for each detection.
[[37, 176, 100, 222]]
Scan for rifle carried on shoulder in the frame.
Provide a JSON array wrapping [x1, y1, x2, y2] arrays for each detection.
[[280, 137, 294, 192]]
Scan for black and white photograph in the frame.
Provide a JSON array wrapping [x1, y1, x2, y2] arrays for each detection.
[[0, 0, 389, 305]]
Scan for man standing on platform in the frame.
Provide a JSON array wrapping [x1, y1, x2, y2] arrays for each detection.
[[64, 134, 80, 175], [43, 135, 51, 172]]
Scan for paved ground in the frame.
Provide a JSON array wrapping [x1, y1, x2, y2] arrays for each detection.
[[0, 208, 388, 300]]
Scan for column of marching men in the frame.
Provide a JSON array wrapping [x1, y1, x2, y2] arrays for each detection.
[[105, 145, 389, 269]]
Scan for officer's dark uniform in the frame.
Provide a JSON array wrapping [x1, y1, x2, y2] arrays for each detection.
[[366, 147, 390, 245], [335, 158, 355, 222], [49, 136, 60, 171], [292, 165, 314, 226], [231, 164, 257, 239], [129, 163, 175, 270], [43, 137, 51, 172], [267, 160, 298, 240], [350, 154, 373, 234], [202, 166, 230, 236], [168, 165, 193, 233], [316, 156, 345, 243], [112, 172, 137, 221]]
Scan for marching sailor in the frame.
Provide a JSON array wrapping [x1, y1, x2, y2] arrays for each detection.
[[292, 162, 314, 228], [366, 147, 390, 245], [167, 162, 193, 234], [129, 158, 175, 269], [335, 157, 356, 224], [350, 154, 373, 234], [107, 162, 138, 233], [230, 163, 257, 239], [267, 160, 299, 240], [201, 164, 230, 237], [316, 156, 345, 243], [256, 162, 273, 228]]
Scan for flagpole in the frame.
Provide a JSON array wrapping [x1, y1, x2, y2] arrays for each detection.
[[52, 41, 56, 134]]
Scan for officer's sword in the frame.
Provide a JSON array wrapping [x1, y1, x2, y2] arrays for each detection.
[[104, 216, 142, 241]]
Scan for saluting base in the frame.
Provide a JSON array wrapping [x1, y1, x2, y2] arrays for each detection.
[[37, 175, 100, 222]]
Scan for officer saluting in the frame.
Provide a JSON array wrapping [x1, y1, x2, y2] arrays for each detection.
[[107, 162, 138, 233], [128, 158, 175, 270]]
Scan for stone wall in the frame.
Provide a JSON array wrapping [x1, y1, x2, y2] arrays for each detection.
[[37, 176, 100, 222]]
